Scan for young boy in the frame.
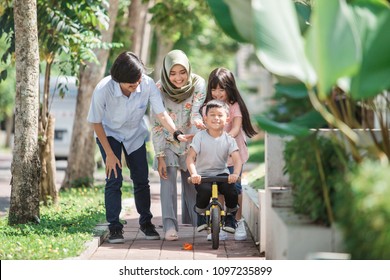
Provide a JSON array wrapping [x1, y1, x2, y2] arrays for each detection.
[[186, 100, 242, 233]]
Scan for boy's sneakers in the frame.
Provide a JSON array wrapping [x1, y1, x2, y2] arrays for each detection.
[[140, 222, 160, 240], [207, 230, 227, 241], [222, 214, 236, 233], [234, 218, 247, 241], [108, 229, 124, 244], [197, 213, 208, 232]]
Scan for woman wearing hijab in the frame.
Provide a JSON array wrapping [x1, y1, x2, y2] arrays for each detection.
[[151, 49, 206, 241]]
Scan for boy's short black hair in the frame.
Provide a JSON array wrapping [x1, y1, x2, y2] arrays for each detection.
[[110, 51, 145, 83], [205, 100, 229, 116]]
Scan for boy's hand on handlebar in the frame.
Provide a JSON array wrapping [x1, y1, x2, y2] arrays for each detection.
[[190, 174, 201, 185], [228, 174, 239, 184]]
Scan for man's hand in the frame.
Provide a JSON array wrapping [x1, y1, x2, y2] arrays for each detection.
[[105, 153, 122, 179]]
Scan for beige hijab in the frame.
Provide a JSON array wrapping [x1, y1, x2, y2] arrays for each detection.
[[160, 50, 200, 103]]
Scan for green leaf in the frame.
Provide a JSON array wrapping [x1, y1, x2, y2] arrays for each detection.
[[250, 0, 315, 84], [274, 83, 308, 99], [295, 1, 311, 35], [305, 0, 361, 98], [350, 6, 390, 98], [255, 115, 311, 137], [206, 0, 248, 43], [291, 110, 326, 129], [223, 0, 254, 42]]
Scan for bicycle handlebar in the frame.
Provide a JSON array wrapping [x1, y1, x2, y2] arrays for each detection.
[[187, 175, 241, 184]]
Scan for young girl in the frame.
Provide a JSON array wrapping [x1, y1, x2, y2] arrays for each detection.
[[204, 67, 257, 241], [151, 50, 206, 241]]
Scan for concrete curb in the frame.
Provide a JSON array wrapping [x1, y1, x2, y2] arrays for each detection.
[[71, 197, 135, 260], [66, 224, 109, 260]]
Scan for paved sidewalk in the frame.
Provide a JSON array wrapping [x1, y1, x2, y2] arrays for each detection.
[[87, 174, 264, 260], [1, 148, 263, 260]]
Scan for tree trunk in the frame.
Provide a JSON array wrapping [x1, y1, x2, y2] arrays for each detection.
[[38, 58, 58, 205], [39, 114, 58, 203], [127, 0, 154, 64], [9, 0, 41, 225], [153, 34, 174, 81], [61, 0, 120, 189]]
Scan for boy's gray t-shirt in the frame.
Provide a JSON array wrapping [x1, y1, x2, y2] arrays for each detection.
[[190, 130, 238, 176]]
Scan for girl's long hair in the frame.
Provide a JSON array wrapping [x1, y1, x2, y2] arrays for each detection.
[[205, 67, 257, 138]]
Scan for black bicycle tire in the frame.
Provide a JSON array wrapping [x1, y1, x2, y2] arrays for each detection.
[[211, 207, 220, 249]]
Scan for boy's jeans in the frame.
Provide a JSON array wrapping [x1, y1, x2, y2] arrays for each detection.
[[194, 173, 238, 213]]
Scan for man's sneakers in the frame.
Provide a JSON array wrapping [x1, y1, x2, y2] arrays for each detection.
[[140, 222, 160, 240], [222, 214, 236, 233], [197, 213, 208, 232], [234, 218, 247, 241], [108, 229, 124, 244]]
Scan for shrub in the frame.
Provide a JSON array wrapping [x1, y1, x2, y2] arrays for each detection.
[[335, 160, 390, 259], [283, 133, 348, 225]]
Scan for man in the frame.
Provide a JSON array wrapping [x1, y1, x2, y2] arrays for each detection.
[[87, 51, 188, 243]]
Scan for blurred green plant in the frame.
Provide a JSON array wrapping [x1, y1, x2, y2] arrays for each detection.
[[283, 133, 350, 225], [335, 160, 390, 259], [208, 0, 390, 162], [0, 34, 15, 140], [245, 163, 265, 190], [247, 138, 265, 163]]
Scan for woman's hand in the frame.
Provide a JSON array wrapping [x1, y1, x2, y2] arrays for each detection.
[[157, 157, 168, 180], [194, 119, 206, 130], [177, 134, 194, 142]]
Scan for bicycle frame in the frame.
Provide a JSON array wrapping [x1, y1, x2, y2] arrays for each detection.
[[206, 181, 225, 224], [188, 175, 241, 249]]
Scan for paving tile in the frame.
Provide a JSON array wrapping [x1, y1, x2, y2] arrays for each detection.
[[125, 248, 161, 260], [159, 248, 194, 260]]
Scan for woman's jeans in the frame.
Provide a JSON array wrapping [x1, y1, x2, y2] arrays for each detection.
[[97, 137, 152, 231]]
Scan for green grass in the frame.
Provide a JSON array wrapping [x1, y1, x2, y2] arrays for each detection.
[[0, 182, 132, 260]]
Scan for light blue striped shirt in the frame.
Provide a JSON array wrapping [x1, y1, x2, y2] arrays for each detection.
[[87, 74, 165, 154]]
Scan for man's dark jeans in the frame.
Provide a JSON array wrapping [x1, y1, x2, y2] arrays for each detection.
[[97, 137, 152, 231]]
